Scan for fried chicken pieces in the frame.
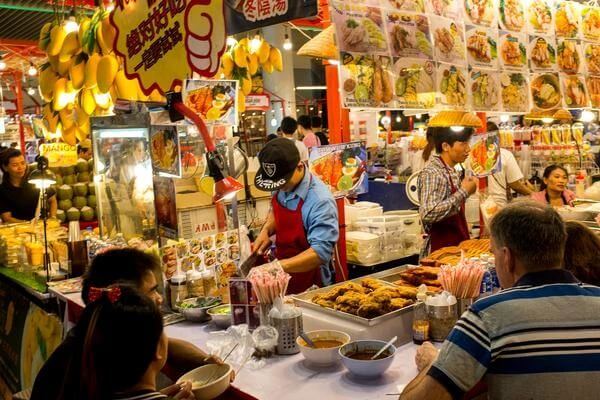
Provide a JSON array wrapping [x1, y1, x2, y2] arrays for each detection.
[[394, 266, 443, 293], [311, 278, 415, 319]]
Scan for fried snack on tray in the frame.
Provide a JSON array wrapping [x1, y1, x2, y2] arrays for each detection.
[[310, 278, 415, 318]]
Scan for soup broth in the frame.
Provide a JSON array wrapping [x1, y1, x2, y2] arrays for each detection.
[[304, 339, 344, 348], [346, 350, 390, 360]]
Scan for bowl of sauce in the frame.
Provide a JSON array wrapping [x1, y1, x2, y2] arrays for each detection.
[[296, 330, 351, 366], [339, 340, 396, 378]]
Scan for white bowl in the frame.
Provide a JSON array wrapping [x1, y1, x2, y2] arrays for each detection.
[[339, 340, 396, 378], [177, 364, 232, 400], [296, 330, 351, 366]]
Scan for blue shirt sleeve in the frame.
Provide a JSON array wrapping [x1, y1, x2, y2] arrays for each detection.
[[302, 195, 339, 264]]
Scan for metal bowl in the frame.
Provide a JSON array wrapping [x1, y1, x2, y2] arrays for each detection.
[[179, 297, 222, 323], [207, 304, 232, 329]]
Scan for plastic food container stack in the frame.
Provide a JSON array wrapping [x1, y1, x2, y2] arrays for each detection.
[[354, 216, 404, 260], [346, 231, 382, 265], [344, 202, 383, 230]]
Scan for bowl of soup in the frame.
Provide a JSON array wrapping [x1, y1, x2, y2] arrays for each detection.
[[339, 340, 396, 378], [296, 330, 351, 366]]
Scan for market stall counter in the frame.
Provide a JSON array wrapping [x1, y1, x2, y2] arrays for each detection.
[[166, 322, 418, 400], [0, 267, 62, 396]]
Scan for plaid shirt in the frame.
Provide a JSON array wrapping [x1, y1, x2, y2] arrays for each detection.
[[417, 156, 468, 256]]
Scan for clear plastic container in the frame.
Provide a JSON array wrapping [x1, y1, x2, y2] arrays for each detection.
[[346, 231, 382, 264]]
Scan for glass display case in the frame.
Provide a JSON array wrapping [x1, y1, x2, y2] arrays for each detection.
[[91, 113, 156, 241]]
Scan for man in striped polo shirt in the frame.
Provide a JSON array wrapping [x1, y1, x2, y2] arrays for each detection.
[[401, 201, 600, 400]]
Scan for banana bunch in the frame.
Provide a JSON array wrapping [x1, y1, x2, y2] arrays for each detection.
[[38, 8, 164, 145], [219, 37, 283, 113]]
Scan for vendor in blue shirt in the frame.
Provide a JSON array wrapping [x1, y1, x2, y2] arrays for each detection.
[[253, 138, 339, 294]]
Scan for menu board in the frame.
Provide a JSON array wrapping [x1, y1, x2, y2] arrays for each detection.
[[468, 130, 502, 177], [469, 69, 500, 111], [330, 0, 599, 112], [529, 36, 557, 72]]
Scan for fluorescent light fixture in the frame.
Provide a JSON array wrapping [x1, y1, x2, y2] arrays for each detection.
[[97, 128, 147, 139], [500, 114, 510, 123], [580, 110, 596, 123], [541, 117, 554, 124], [450, 126, 465, 132], [295, 86, 327, 90]]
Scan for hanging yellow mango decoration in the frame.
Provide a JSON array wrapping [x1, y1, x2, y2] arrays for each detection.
[[218, 36, 283, 114], [38, 7, 160, 145]]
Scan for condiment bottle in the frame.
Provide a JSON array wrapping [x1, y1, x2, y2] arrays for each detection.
[[202, 267, 218, 297], [412, 292, 430, 345], [169, 273, 188, 310], [187, 270, 204, 298]]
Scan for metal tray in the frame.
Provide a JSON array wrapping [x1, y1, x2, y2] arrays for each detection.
[[292, 268, 416, 327]]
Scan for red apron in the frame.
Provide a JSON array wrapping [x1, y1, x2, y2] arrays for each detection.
[[272, 187, 322, 295], [429, 158, 470, 252]]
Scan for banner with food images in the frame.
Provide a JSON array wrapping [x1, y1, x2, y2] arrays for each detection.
[[499, 32, 528, 71], [529, 36, 557, 72], [500, 72, 530, 112], [385, 10, 433, 59], [560, 74, 590, 109], [431, 16, 467, 66], [393, 58, 436, 109], [587, 75, 600, 108], [466, 27, 498, 69], [469, 69, 501, 111], [150, 125, 181, 178], [467, 130, 502, 177], [330, 0, 600, 112], [182, 79, 239, 127], [308, 142, 368, 198]]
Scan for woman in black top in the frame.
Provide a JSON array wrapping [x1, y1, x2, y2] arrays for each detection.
[[0, 149, 57, 223]]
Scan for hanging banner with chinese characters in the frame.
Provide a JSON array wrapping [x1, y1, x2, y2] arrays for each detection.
[[111, 0, 227, 95], [225, 0, 318, 35]]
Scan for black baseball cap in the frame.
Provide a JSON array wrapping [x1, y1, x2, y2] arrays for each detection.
[[255, 138, 300, 192]]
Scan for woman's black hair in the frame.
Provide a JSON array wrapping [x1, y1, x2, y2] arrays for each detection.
[[82, 248, 160, 305], [78, 285, 163, 400], [422, 128, 435, 162], [540, 164, 568, 191], [0, 148, 25, 185], [430, 127, 475, 154]]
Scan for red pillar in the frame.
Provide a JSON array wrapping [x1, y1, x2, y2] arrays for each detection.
[[13, 72, 25, 153], [476, 112, 487, 237], [325, 64, 349, 282]]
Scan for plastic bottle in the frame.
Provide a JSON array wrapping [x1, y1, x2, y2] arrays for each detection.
[[412, 292, 430, 345]]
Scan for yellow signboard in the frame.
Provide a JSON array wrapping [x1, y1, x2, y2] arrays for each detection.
[[39, 143, 78, 167], [111, 0, 227, 95]]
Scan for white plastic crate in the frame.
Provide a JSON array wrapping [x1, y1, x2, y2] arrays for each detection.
[[345, 202, 383, 230], [346, 231, 382, 264]]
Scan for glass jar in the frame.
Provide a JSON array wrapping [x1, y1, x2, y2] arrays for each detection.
[[202, 267, 218, 298], [426, 303, 458, 342]]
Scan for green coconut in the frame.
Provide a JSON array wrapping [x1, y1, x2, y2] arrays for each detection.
[[63, 174, 76, 185], [66, 207, 80, 221], [56, 209, 66, 223], [54, 175, 63, 186], [49, 166, 61, 175], [61, 165, 75, 176], [80, 206, 95, 221], [77, 171, 90, 183], [57, 185, 73, 200], [88, 158, 94, 171], [72, 196, 87, 209], [76, 158, 89, 173], [73, 183, 88, 196], [58, 199, 72, 211], [87, 194, 97, 208], [87, 183, 95, 195]]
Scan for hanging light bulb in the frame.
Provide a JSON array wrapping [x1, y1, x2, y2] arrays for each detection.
[[283, 34, 292, 51], [27, 87, 35, 96], [27, 63, 37, 76], [580, 110, 596, 123], [415, 113, 422, 120], [500, 114, 510, 123], [64, 8, 79, 33], [396, 116, 401, 123], [249, 32, 262, 53], [0, 56, 6, 71], [226, 36, 238, 47]]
